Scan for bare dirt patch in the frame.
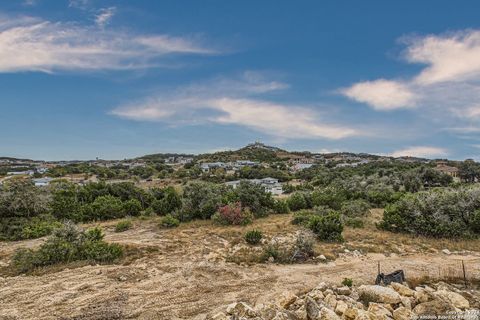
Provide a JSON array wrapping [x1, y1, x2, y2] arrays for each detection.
[[1, 213, 479, 319]]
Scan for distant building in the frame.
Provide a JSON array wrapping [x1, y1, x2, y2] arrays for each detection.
[[291, 163, 314, 171], [33, 177, 53, 187], [225, 177, 283, 195], [435, 161, 459, 179], [200, 162, 226, 172], [7, 170, 34, 176]]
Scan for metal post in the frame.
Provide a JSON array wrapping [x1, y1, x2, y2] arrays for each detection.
[[462, 260, 467, 288]]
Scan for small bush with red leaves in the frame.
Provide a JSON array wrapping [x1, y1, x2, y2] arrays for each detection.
[[212, 202, 253, 225]]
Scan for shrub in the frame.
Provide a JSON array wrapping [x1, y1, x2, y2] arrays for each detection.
[[212, 202, 253, 225], [245, 229, 263, 245], [114, 220, 132, 232], [273, 199, 290, 214], [291, 232, 315, 262], [122, 199, 142, 216], [159, 214, 180, 228], [311, 188, 346, 210], [291, 210, 314, 226], [344, 217, 364, 229], [380, 187, 480, 238], [181, 181, 224, 221], [340, 199, 370, 217], [82, 195, 125, 221], [11, 222, 122, 273], [286, 192, 309, 211], [151, 187, 182, 215], [342, 278, 353, 287], [229, 181, 275, 218], [308, 212, 344, 242]]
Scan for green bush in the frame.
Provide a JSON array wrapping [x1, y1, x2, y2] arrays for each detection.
[[82, 195, 125, 221], [273, 199, 290, 214], [308, 212, 344, 242], [159, 214, 180, 228], [286, 192, 309, 211], [344, 217, 364, 229], [291, 210, 314, 226], [245, 229, 263, 245], [340, 199, 370, 217], [311, 188, 346, 210], [342, 278, 353, 287], [114, 220, 132, 232], [229, 181, 275, 218], [181, 181, 224, 221], [380, 187, 480, 238], [122, 199, 142, 216], [151, 187, 182, 215], [11, 222, 123, 273]]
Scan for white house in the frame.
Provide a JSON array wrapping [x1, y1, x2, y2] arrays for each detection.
[[33, 177, 53, 187], [225, 177, 283, 195]]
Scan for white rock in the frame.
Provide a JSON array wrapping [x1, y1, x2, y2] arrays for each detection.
[[442, 249, 451, 255], [390, 282, 415, 297], [434, 290, 470, 309], [334, 300, 348, 315], [320, 306, 341, 319], [358, 285, 402, 304]]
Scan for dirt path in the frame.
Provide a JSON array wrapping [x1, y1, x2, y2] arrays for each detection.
[[1, 215, 479, 320]]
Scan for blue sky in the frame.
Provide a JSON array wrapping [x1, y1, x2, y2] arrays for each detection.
[[1, 0, 480, 160]]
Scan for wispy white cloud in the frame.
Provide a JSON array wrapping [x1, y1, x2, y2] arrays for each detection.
[[22, 0, 38, 6], [0, 14, 217, 73], [389, 146, 448, 158], [341, 29, 480, 135], [95, 7, 116, 28], [404, 30, 480, 85], [111, 73, 360, 140], [68, 0, 90, 10], [341, 79, 416, 110]]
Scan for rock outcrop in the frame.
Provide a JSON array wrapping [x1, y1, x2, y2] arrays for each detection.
[[211, 281, 480, 320]]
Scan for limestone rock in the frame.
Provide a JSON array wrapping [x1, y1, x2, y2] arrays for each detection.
[[279, 291, 298, 309], [305, 296, 320, 320], [324, 293, 337, 309], [319, 306, 340, 320], [393, 306, 413, 320], [226, 302, 257, 317], [335, 286, 352, 296], [358, 285, 402, 304], [413, 299, 455, 315], [390, 282, 415, 297], [434, 290, 470, 309], [334, 300, 347, 316], [367, 302, 392, 319]]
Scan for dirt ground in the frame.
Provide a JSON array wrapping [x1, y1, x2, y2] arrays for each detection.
[[1, 212, 479, 320]]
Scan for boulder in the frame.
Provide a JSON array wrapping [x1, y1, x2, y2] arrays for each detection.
[[324, 293, 337, 309], [343, 307, 359, 319], [442, 249, 451, 255], [305, 296, 321, 320], [413, 299, 455, 315], [335, 286, 352, 296], [358, 285, 402, 304], [392, 306, 413, 320], [334, 300, 348, 315], [279, 291, 298, 309], [390, 282, 415, 297], [319, 306, 340, 320], [226, 302, 257, 317], [210, 312, 228, 320], [400, 296, 412, 310], [413, 289, 430, 303], [367, 303, 392, 319], [434, 290, 470, 309]]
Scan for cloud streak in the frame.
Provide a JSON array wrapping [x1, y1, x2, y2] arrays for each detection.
[[0, 14, 217, 73], [111, 73, 359, 140], [389, 146, 448, 158]]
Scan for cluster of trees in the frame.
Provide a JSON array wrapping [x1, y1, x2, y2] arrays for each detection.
[[0, 178, 280, 240], [380, 186, 480, 238]]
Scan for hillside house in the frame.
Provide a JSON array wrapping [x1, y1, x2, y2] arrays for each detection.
[[435, 161, 459, 179], [225, 177, 283, 195]]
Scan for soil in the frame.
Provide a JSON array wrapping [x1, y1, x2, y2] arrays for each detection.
[[0, 213, 479, 320]]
